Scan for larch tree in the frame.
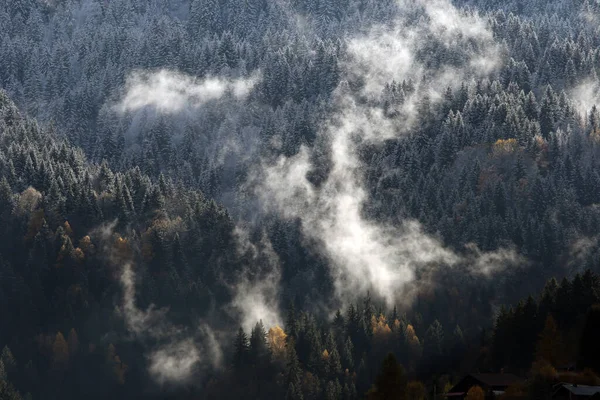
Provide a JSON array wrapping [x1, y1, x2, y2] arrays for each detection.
[[51, 332, 69, 372], [465, 386, 485, 400], [535, 314, 563, 366]]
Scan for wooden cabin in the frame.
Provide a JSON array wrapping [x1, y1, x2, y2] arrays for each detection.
[[445, 373, 525, 400]]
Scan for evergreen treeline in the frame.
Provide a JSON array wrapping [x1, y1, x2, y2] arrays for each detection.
[[0, 90, 496, 399], [208, 271, 600, 400], [492, 270, 600, 374], [2, 0, 600, 296], [1, 0, 600, 399], [0, 91, 242, 399]]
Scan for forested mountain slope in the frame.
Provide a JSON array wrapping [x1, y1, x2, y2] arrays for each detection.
[[0, 91, 244, 398], [2, 0, 600, 272], [1, 0, 600, 399]]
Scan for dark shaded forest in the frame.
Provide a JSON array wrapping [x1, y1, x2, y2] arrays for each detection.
[[1, 0, 600, 399]]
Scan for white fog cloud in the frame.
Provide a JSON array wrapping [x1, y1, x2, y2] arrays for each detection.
[[89, 222, 221, 385], [98, 0, 522, 386], [570, 79, 600, 117], [422, 0, 494, 43], [256, 0, 507, 307], [147, 339, 201, 385], [464, 243, 527, 276], [347, 0, 500, 99], [120, 263, 175, 338], [230, 227, 283, 332], [569, 235, 599, 268], [117, 263, 221, 385], [116, 70, 260, 114]]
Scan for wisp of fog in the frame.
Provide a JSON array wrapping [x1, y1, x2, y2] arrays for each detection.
[[257, 0, 505, 307], [116, 69, 260, 114]]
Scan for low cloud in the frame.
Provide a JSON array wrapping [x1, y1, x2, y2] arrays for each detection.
[[464, 243, 527, 276], [346, 0, 500, 101], [568, 235, 599, 268], [570, 79, 600, 117], [117, 263, 220, 384], [147, 339, 201, 385], [256, 0, 511, 308], [119, 263, 174, 338], [116, 69, 260, 114], [85, 218, 224, 388], [230, 227, 283, 332]]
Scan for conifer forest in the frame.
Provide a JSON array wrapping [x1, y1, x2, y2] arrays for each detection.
[[1, 0, 600, 399]]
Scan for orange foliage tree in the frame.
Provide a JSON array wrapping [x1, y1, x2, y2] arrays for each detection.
[[466, 385, 485, 400], [267, 326, 287, 362], [405, 324, 422, 366], [407, 381, 426, 400], [492, 138, 519, 157], [52, 332, 69, 371]]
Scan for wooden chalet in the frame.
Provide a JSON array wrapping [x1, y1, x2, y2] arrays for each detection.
[[445, 373, 525, 400], [552, 383, 600, 400]]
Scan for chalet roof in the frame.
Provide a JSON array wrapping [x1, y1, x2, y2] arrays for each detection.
[[469, 373, 525, 388], [556, 384, 600, 397]]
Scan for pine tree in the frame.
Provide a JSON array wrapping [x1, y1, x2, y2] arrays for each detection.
[[328, 348, 343, 376], [367, 353, 407, 400], [286, 302, 299, 340], [325, 379, 342, 400], [249, 321, 269, 366], [286, 341, 302, 388], [233, 327, 250, 371], [285, 382, 303, 400], [539, 86, 557, 139]]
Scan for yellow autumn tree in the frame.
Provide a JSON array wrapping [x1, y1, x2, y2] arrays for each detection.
[[372, 315, 392, 339], [401, 324, 422, 372], [267, 326, 287, 362], [79, 235, 94, 254], [52, 332, 69, 371], [407, 381, 426, 400], [63, 221, 73, 237], [492, 138, 519, 157], [443, 382, 454, 394], [370, 314, 394, 363], [405, 324, 422, 358], [466, 385, 485, 400], [73, 247, 85, 262], [535, 315, 563, 366]]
